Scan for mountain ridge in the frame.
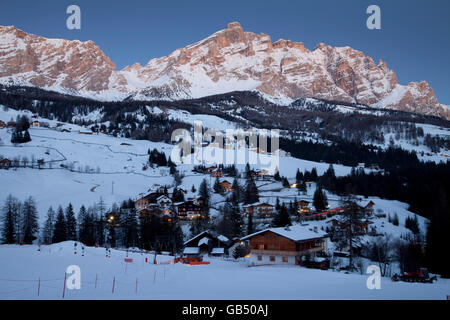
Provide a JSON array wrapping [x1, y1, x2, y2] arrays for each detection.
[[0, 23, 449, 119]]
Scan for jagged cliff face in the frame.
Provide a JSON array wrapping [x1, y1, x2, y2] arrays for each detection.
[[0, 23, 448, 119], [0, 26, 116, 93]]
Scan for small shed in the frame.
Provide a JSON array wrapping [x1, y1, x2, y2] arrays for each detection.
[[183, 247, 200, 258], [210, 248, 225, 257]]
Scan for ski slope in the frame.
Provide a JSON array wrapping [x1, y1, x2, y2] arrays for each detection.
[[0, 242, 448, 300]]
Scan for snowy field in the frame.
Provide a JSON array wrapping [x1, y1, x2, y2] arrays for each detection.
[[0, 242, 448, 300], [0, 107, 356, 223]]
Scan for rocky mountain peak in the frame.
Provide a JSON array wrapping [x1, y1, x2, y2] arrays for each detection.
[[0, 23, 448, 119]]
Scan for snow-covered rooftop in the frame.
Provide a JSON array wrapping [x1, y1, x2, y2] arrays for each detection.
[[241, 224, 328, 242], [211, 248, 225, 254], [198, 237, 209, 246], [183, 247, 200, 254]]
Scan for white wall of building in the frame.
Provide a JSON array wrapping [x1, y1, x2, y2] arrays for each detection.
[[250, 253, 296, 266]]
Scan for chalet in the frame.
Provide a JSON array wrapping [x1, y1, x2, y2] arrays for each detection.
[[210, 168, 223, 178], [176, 200, 203, 220], [218, 180, 233, 193], [364, 201, 375, 215], [183, 247, 201, 258], [243, 202, 275, 218], [136, 206, 177, 223], [327, 218, 370, 235], [156, 195, 172, 209], [0, 120, 6, 128], [32, 120, 40, 127], [160, 208, 177, 223], [210, 247, 225, 257], [135, 192, 172, 211], [204, 166, 218, 174], [297, 200, 311, 214], [0, 158, 12, 169], [184, 231, 231, 256], [241, 225, 329, 266], [6, 121, 16, 128]]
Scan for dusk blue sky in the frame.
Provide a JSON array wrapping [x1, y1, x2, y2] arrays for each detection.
[[0, 0, 449, 104]]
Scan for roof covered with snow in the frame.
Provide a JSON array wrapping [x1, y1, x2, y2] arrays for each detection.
[[183, 247, 200, 254], [241, 224, 328, 242], [184, 230, 230, 246], [198, 237, 209, 246], [211, 248, 225, 254]]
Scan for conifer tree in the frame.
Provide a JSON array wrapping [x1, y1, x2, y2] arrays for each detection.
[[231, 178, 241, 205], [313, 186, 328, 212], [22, 196, 38, 244], [247, 213, 254, 235], [65, 203, 77, 240], [78, 205, 96, 246], [213, 177, 221, 193], [41, 206, 55, 244], [198, 178, 211, 216], [392, 213, 399, 226], [243, 177, 259, 204], [1, 195, 20, 244], [282, 177, 290, 188], [272, 204, 291, 228], [52, 206, 67, 243]]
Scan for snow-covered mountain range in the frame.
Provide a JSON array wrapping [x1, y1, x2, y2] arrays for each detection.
[[0, 22, 449, 119]]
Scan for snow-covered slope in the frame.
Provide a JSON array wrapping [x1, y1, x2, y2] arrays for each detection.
[[1, 241, 449, 300], [0, 107, 356, 222]]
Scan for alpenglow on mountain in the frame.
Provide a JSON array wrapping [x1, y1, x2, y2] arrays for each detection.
[[0, 22, 448, 119]]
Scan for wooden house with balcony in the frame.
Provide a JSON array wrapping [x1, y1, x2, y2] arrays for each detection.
[[175, 200, 203, 220], [297, 200, 311, 214], [241, 225, 329, 266], [242, 202, 275, 218], [218, 180, 233, 193]]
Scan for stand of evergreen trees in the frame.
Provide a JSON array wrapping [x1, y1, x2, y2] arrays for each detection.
[[1, 195, 38, 244], [1, 196, 184, 254], [10, 115, 32, 144]]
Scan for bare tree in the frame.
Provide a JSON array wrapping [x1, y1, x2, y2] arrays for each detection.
[[364, 234, 393, 277], [331, 194, 369, 271]]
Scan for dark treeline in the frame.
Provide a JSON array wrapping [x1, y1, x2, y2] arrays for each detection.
[[1, 195, 184, 254], [315, 163, 450, 277], [280, 137, 420, 169], [0, 85, 191, 143]]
